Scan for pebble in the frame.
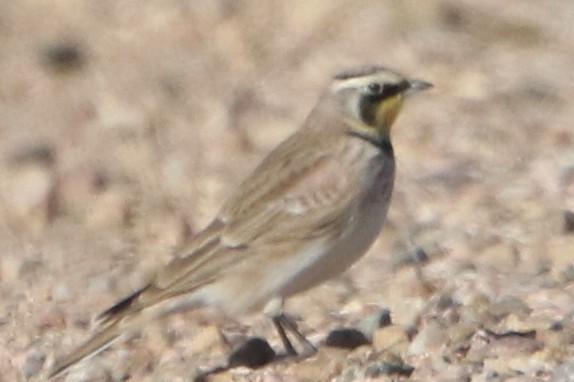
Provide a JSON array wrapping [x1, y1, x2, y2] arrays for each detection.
[[1, 255, 22, 283], [3, 164, 57, 230], [488, 296, 531, 321], [288, 347, 349, 382], [289, 347, 356, 382], [8, 144, 56, 167], [372, 325, 410, 356], [65, 363, 114, 382], [88, 275, 113, 294], [563, 210, 574, 234], [85, 187, 131, 229], [459, 293, 496, 326], [21, 352, 46, 379], [356, 308, 392, 340], [476, 243, 518, 270], [409, 320, 448, 356], [467, 329, 543, 364], [36, 306, 66, 330], [185, 325, 222, 354], [550, 360, 574, 382], [51, 283, 72, 302], [363, 359, 414, 378], [547, 237, 574, 281], [41, 42, 85, 73], [495, 313, 541, 335]]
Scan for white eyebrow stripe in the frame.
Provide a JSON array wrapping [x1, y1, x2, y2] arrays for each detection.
[[330, 77, 374, 92]]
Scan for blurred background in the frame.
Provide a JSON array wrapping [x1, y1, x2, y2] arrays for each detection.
[[1, 0, 573, 380]]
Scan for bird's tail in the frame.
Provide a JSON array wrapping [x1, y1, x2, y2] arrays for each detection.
[[48, 319, 124, 379], [48, 286, 150, 379], [48, 273, 208, 378]]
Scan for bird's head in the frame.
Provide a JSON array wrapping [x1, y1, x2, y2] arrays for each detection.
[[328, 66, 431, 145]]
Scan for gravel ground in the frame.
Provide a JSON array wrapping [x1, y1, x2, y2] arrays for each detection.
[[1, 1, 573, 381]]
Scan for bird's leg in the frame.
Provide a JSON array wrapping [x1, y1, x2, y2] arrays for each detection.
[[272, 315, 297, 355], [265, 297, 316, 356], [276, 313, 317, 355]]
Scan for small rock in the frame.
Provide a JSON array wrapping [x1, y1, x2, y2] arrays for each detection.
[[51, 283, 71, 302], [460, 293, 496, 326], [185, 325, 222, 354], [66, 362, 114, 382], [357, 308, 392, 340], [409, 320, 448, 356], [21, 352, 46, 379], [228, 337, 275, 369], [288, 346, 349, 382], [483, 353, 549, 378], [525, 288, 574, 317], [467, 329, 543, 363], [495, 313, 541, 335], [36, 306, 66, 330], [336, 364, 360, 382], [388, 296, 426, 326], [294, 347, 356, 382], [488, 296, 531, 321], [482, 357, 513, 377], [363, 359, 414, 378], [549, 320, 564, 331], [1, 255, 22, 283], [392, 246, 430, 269], [9, 144, 56, 167], [550, 360, 574, 382], [435, 293, 457, 310], [18, 258, 44, 283], [324, 328, 370, 349], [563, 210, 574, 234], [88, 275, 113, 294], [41, 42, 85, 72], [447, 323, 477, 344], [547, 236, 574, 283], [4, 164, 57, 230], [476, 243, 519, 270], [372, 325, 410, 356], [112, 347, 155, 380], [85, 187, 131, 228], [559, 265, 574, 283]]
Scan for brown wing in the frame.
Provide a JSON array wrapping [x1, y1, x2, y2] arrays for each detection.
[[98, 128, 365, 321], [50, 132, 365, 378], [50, 127, 370, 378]]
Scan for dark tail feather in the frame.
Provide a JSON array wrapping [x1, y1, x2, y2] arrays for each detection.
[[48, 321, 122, 379], [97, 284, 149, 325], [49, 286, 150, 379]]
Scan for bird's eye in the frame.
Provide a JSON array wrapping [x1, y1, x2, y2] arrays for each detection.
[[367, 82, 384, 95]]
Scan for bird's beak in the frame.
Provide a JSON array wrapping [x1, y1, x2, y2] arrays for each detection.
[[405, 79, 433, 96]]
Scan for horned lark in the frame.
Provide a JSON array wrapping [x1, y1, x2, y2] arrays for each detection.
[[49, 65, 431, 378]]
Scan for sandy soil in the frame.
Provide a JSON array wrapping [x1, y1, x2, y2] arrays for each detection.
[[1, 0, 573, 381]]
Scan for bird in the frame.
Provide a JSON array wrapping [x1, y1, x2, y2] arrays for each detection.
[[49, 65, 431, 378]]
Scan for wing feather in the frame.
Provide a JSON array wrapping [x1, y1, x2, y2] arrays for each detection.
[[99, 128, 367, 320]]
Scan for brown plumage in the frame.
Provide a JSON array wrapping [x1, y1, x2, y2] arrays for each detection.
[[49, 66, 431, 378]]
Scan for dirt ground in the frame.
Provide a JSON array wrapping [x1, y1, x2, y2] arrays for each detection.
[[1, 0, 573, 381]]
